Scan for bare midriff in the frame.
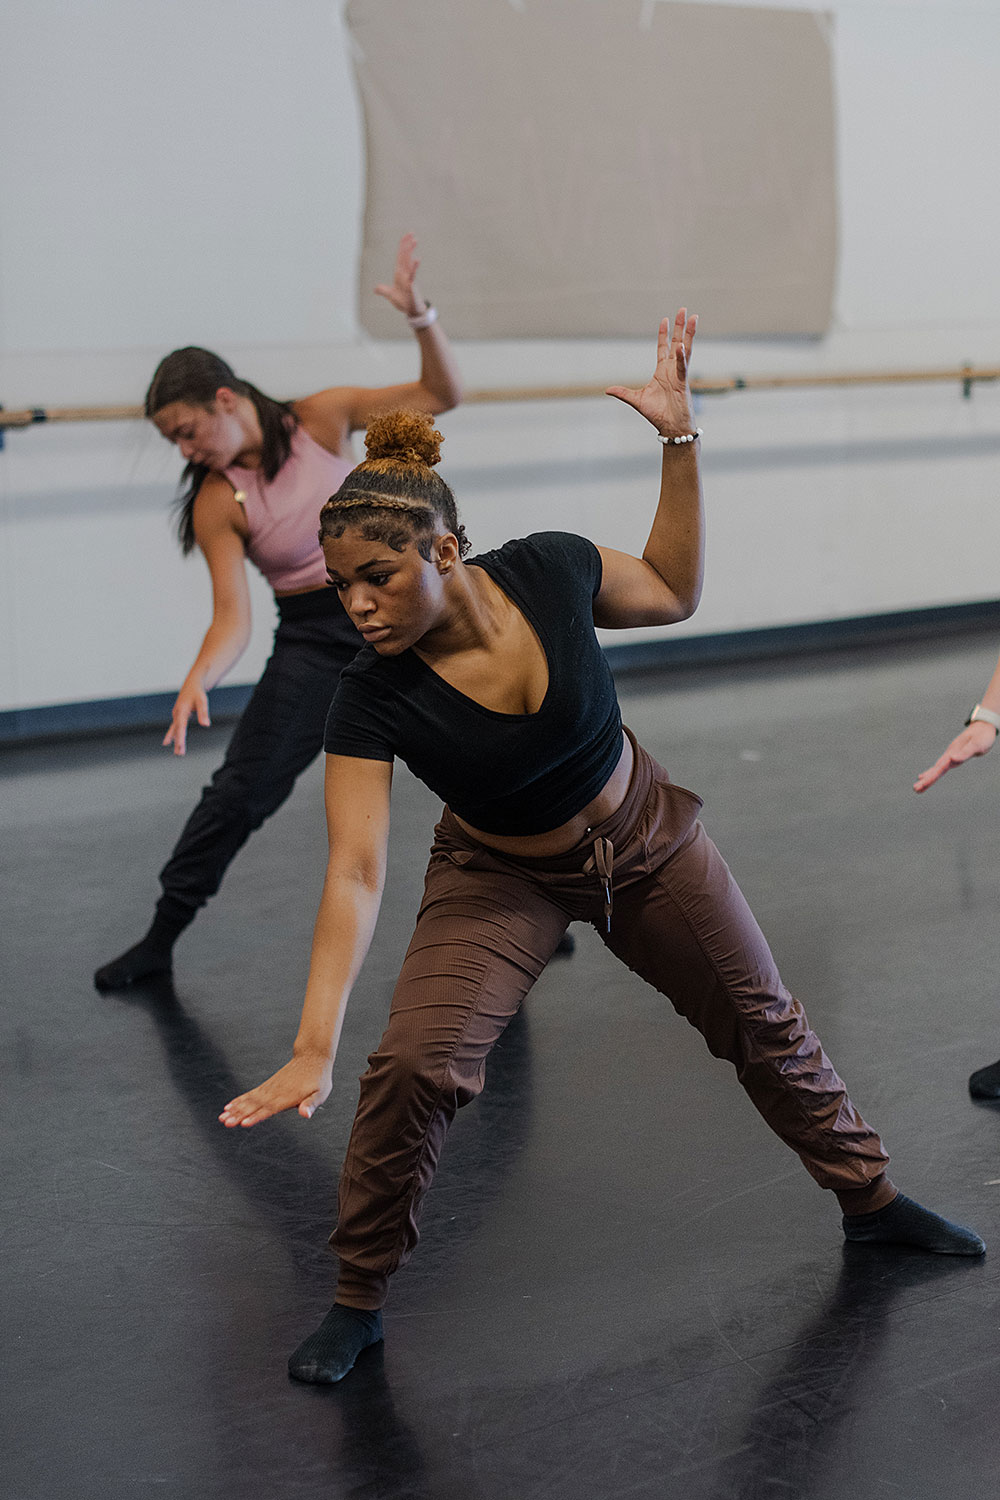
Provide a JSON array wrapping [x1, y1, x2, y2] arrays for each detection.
[[452, 732, 634, 858]]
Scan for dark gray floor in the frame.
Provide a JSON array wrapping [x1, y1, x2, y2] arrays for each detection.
[[5, 633, 1000, 1499]]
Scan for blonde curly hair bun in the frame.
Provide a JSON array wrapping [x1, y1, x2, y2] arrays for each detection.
[[365, 409, 443, 468]]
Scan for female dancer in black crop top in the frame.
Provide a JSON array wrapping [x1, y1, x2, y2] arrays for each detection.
[[219, 311, 985, 1383]]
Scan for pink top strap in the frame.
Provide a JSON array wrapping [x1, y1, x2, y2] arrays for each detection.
[[224, 425, 353, 593]]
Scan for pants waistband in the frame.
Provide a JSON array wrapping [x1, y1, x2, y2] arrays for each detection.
[[435, 731, 693, 938], [275, 585, 349, 623]]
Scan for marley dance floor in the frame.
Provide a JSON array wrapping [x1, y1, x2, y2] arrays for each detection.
[[5, 631, 1000, 1499]]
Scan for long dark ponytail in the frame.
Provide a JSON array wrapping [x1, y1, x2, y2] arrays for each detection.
[[145, 346, 298, 554]]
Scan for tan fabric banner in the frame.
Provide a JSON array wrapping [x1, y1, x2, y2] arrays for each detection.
[[347, 0, 836, 339]]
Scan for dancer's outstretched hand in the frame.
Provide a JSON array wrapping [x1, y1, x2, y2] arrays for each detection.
[[374, 232, 424, 318], [914, 720, 998, 792], [607, 309, 698, 436], [219, 1051, 333, 1128], [163, 680, 211, 756]]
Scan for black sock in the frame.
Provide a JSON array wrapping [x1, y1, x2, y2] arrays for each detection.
[[969, 1059, 1000, 1099], [288, 1304, 383, 1384], [843, 1192, 985, 1256], [94, 913, 186, 992]]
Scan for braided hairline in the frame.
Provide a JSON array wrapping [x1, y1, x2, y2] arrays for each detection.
[[321, 492, 435, 516]]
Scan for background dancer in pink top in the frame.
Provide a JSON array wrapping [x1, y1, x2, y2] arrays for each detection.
[[95, 235, 463, 991]]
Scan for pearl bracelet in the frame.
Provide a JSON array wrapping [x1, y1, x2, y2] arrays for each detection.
[[657, 428, 703, 446], [408, 305, 438, 330]]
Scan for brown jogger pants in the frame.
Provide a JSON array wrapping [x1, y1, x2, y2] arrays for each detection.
[[333, 731, 895, 1309]]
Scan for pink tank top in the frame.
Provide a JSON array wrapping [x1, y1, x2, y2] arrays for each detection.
[[224, 425, 353, 593]]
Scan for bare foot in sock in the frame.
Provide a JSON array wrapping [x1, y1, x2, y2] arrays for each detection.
[[288, 1305, 383, 1384], [843, 1192, 985, 1256], [94, 937, 173, 992], [94, 910, 189, 992]]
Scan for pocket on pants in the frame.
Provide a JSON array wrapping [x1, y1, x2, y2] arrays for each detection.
[[640, 777, 704, 865], [427, 835, 502, 878]]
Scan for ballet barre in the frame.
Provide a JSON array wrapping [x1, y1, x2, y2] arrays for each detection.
[[2, 363, 999, 432], [462, 364, 1000, 405]]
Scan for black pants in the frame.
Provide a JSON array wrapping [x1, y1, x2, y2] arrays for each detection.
[[156, 588, 360, 929]]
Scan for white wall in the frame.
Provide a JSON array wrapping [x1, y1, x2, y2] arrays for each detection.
[[2, 0, 1000, 713]]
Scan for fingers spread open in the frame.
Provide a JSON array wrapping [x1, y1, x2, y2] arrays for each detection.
[[605, 384, 641, 408], [684, 312, 698, 358], [655, 316, 673, 366]]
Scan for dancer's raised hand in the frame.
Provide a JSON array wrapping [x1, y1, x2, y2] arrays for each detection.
[[374, 232, 425, 318], [606, 309, 698, 437]]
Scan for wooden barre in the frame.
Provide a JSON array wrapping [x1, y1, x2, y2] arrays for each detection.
[[464, 366, 1000, 403], [2, 364, 999, 430], [0, 403, 145, 429]]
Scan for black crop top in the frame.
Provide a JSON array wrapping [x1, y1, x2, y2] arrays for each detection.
[[323, 531, 623, 835]]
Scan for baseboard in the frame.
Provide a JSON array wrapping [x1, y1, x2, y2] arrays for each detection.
[[602, 598, 1000, 674], [0, 682, 254, 746]]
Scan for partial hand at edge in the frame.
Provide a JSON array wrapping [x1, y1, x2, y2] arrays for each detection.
[[913, 721, 998, 792], [219, 1051, 334, 1129]]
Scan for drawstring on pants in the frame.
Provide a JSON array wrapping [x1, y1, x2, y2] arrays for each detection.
[[584, 836, 614, 932]]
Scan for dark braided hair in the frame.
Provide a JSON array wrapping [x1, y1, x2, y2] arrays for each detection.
[[146, 346, 298, 554], [319, 409, 469, 560]]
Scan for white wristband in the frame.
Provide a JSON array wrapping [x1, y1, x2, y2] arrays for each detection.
[[657, 428, 702, 446], [408, 305, 438, 330], [966, 704, 1000, 732]]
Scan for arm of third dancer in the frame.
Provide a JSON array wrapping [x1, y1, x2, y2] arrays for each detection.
[[219, 754, 393, 1127], [913, 648, 1000, 792]]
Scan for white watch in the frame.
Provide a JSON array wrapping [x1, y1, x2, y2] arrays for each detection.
[[965, 703, 1000, 732]]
